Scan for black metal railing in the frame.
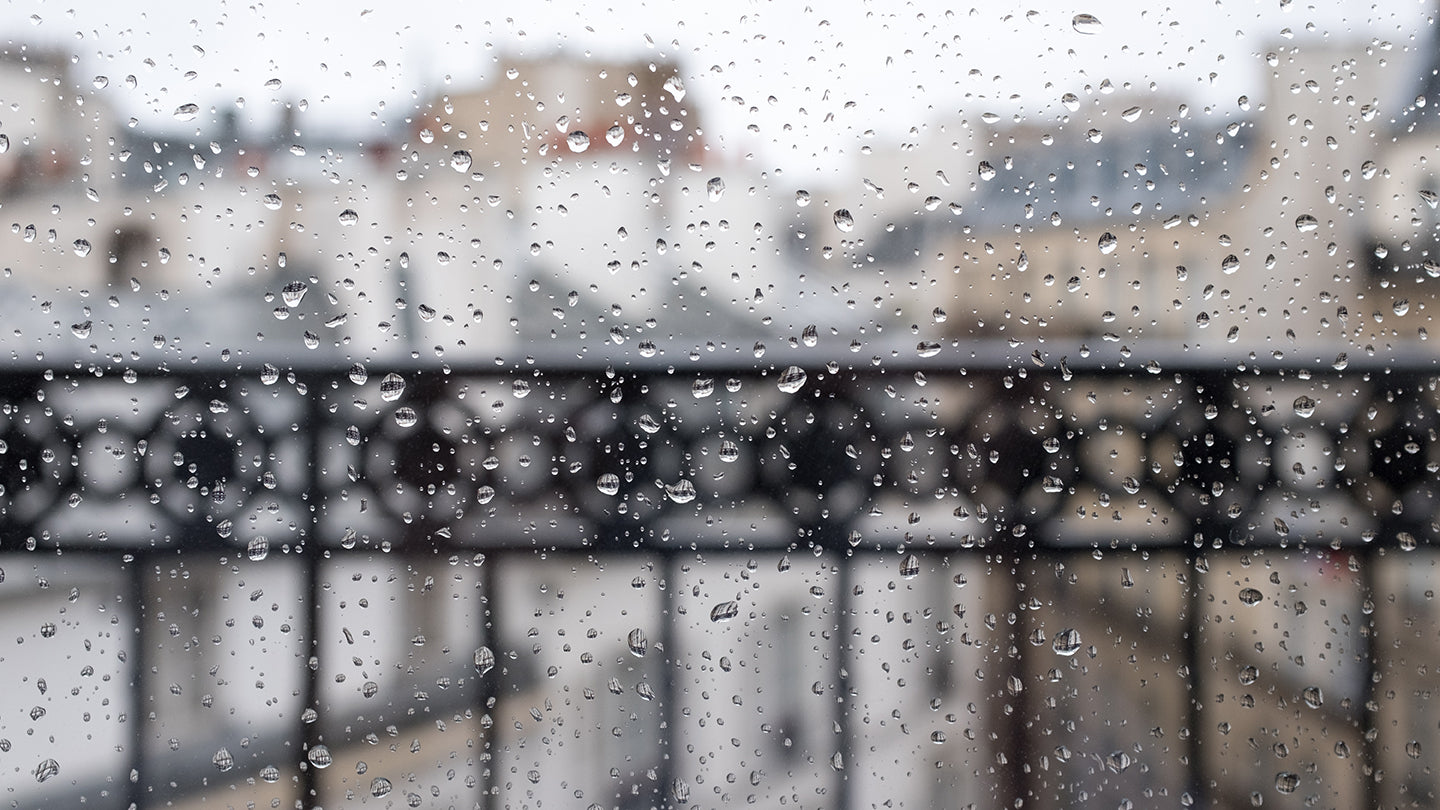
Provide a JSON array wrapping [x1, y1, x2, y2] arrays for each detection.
[[3, 352, 1437, 809]]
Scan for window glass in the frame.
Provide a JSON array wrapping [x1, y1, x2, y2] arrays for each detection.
[[1, 3, 1437, 809]]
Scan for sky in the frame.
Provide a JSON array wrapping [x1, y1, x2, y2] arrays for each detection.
[[0, 0, 1432, 172]]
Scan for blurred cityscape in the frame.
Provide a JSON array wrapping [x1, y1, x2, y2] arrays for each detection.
[[0, 31, 1436, 369], [0, 21, 1438, 810]]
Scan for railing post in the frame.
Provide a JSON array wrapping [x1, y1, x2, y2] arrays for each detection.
[[297, 375, 326, 809]]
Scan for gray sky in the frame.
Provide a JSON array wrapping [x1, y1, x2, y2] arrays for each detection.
[[0, 0, 1431, 172]]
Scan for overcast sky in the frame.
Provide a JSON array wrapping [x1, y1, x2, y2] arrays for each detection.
[[0, 0, 1431, 172]]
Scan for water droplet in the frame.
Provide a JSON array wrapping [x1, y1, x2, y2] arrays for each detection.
[[1274, 772, 1298, 794], [566, 131, 590, 153], [262, 193, 282, 210], [801, 324, 819, 347], [605, 125, 624, 146], [1292, 396, 1316, 418], [887, 552, 917, 579], [692, 378, 715, 398], [978, 161, 996, 181], [1221, 254, 1239, 274], [1121, 476, 1140, 495], [1406, 740, 1422, 758], [213, 748, 234, 772], [1072, 13, 1103, 34], [34, 759, 59, 783], [260, 364, 279, 385], [247, 536, 269, 562], [1053, 628, 1082, 656], [597, 473, 620, 496], [1120, 106, 1142, 122], [663, 75, 686, 101], [370, 777, 392, 798], [71, 321, 92, 339], [345, 426, 362, 446], [451, 150, 472, 172], [306, 745, 332, 769], [512, 379, 531, 398], [338, 209, 359, 226], [1097, 232, 1117, 254], [1105, 751, 1131, 773], [638, 414, 662, 434], [916, 341, 942, 358], [474, 646, 495, 675], [1238, 587, 1264, 606], [718, 440, 740, 462], [627, 628, 648, 657], [379, 373, 406, 402], [665, 479, 696, 503], [833, 209, 854, 232], [706, 177, 725, 201], [476, 486, 495, 504], [394, 407, 418, 428], [259, 765, 280, 783], [795, 189, 810, 206], [1420, 189, 1439, 209], [72, 239, 91, 257], [1295, 214, 1319, 233], [281, 280, 308, 306], [710, 601, 738, 622], [777, 366, 807, 393], [173, 103, 199, 121], [1239, 665, 1259, 685]]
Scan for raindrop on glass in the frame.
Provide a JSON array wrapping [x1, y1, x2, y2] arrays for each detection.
[[899, 553, 920, 579], [627, 628, 648, 657], [665, 480, 696, 503], [379, 373, 406, 402], [474, 646, 495, 675], [1053, 628, 1082, 656], [34, 759, 59, 783], [777, 366, 807, 394], [247, 536, 269, 562]]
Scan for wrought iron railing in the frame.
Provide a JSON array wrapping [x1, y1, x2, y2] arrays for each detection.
[[3, 352, 1437, 809]]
